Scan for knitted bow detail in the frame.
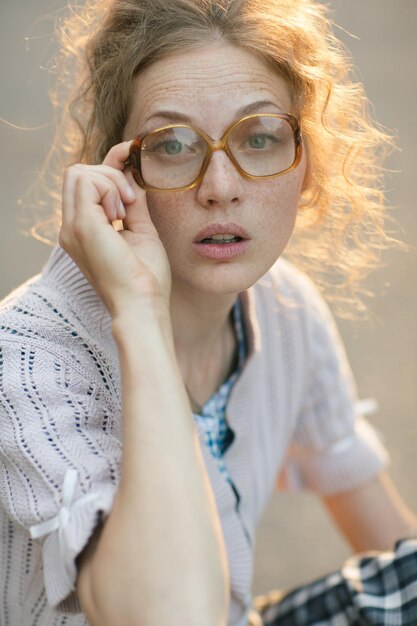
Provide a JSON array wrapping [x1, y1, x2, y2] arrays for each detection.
[[29, 469, 99, 540], [29, 468, 101, 587]]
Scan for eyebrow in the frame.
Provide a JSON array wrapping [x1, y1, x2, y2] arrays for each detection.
[[143, 99, 284, 126]]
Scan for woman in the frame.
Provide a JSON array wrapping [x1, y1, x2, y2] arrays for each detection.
[[0, 1, 416, 625]]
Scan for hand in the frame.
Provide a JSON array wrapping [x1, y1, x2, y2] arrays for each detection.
[[59, 141, 172, 317]]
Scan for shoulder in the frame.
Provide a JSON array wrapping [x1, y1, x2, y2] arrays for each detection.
[[0, 272, 72, 356], [0, 272, 55, 346], [253, 258, 346, 374], [256, 256, 333, 326], [0, 248, 119, 396]]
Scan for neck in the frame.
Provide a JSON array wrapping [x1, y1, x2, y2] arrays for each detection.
[[171, 283, 237, 350], [170, 282, 238, 400]]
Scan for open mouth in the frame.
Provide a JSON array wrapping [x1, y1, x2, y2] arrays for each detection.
[[193, 231, 250, 260], [200, 236, 244, 244]]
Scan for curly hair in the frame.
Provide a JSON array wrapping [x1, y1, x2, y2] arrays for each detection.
[[31, 0, 399, 314]]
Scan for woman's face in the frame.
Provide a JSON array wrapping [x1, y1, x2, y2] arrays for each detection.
[[123, 43, 307, 296]]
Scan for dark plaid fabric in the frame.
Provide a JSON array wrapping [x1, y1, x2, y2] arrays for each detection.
[[252, 537, 417, 625]]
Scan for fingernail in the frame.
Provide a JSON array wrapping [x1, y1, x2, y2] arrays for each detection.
[[126, 185, 136, 200], [119, 201, 126, 218]]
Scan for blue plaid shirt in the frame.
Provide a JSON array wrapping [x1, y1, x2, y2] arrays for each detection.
[[191, 297, 246, 498], [252, 537, 417, 625]]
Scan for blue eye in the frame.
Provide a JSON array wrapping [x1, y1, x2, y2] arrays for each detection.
[[248, 134, 277, 149], [163, 140, 183, 155]]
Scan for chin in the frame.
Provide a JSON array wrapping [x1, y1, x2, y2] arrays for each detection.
[[188, 263, 270, 295]]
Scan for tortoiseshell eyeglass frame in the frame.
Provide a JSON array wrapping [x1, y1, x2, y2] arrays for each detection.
[[124, 112, 303, 192]]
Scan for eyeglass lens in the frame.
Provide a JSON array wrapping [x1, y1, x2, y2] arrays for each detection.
[[138, 116, 297, 190]]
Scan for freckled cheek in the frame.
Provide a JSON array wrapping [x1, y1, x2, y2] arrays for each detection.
[[259, 176, 303, 235], [146, 193, 191, 249]]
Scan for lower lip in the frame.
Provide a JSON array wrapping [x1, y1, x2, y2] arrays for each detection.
[[192, 239, 251, 260]]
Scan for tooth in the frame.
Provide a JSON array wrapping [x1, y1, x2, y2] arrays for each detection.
[[210, 234, 236, 240]]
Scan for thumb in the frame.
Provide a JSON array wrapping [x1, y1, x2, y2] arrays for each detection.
[[122, 171, 159, 236]]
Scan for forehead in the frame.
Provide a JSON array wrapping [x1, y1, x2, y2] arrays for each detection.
[[125, 44, 293, 137]]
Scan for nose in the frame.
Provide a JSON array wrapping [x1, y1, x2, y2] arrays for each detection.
[[196, 148, 244, 208]]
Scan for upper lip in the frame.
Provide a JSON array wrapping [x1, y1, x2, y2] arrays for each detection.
[[194, 222, 251, 243]]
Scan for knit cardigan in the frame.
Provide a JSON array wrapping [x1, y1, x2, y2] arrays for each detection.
[[0, 246, 389, 626]]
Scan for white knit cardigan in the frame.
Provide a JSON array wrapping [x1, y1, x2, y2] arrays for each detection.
[[0, 246, 388, 626]]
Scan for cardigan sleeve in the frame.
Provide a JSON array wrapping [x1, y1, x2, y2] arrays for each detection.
[[278, 275, 389, 495], [0, 339, 121, 613]]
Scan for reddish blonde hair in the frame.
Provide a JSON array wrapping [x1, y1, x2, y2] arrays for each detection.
[[32, 0, 398, 314]]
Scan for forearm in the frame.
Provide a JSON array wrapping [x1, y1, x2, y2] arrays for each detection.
[[83, 305, 229, 626], [324, 471, 417, 552]]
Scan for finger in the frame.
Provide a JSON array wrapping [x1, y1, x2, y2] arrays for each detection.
[[73, 175, 123, 234], [69, 167, 128, 225], [102, 140, 134, 173], [62, 165, 122, 228], [85, 171, 128, 222], [73, 163, 136, 208], [61, 165, 80, 226], [122, 197, 159, 237], [122, 171, 158, 235], [101, 185, 123, 224], [100, 164, 136, 206]]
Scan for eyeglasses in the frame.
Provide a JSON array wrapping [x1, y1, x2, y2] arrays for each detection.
[[125, 113, 302, 192]]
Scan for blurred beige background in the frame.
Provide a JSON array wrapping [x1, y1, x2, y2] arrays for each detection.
[[0, 0, 416, 598]]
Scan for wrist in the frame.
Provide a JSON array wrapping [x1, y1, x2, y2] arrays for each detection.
[[111, 299, 174, 351]]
